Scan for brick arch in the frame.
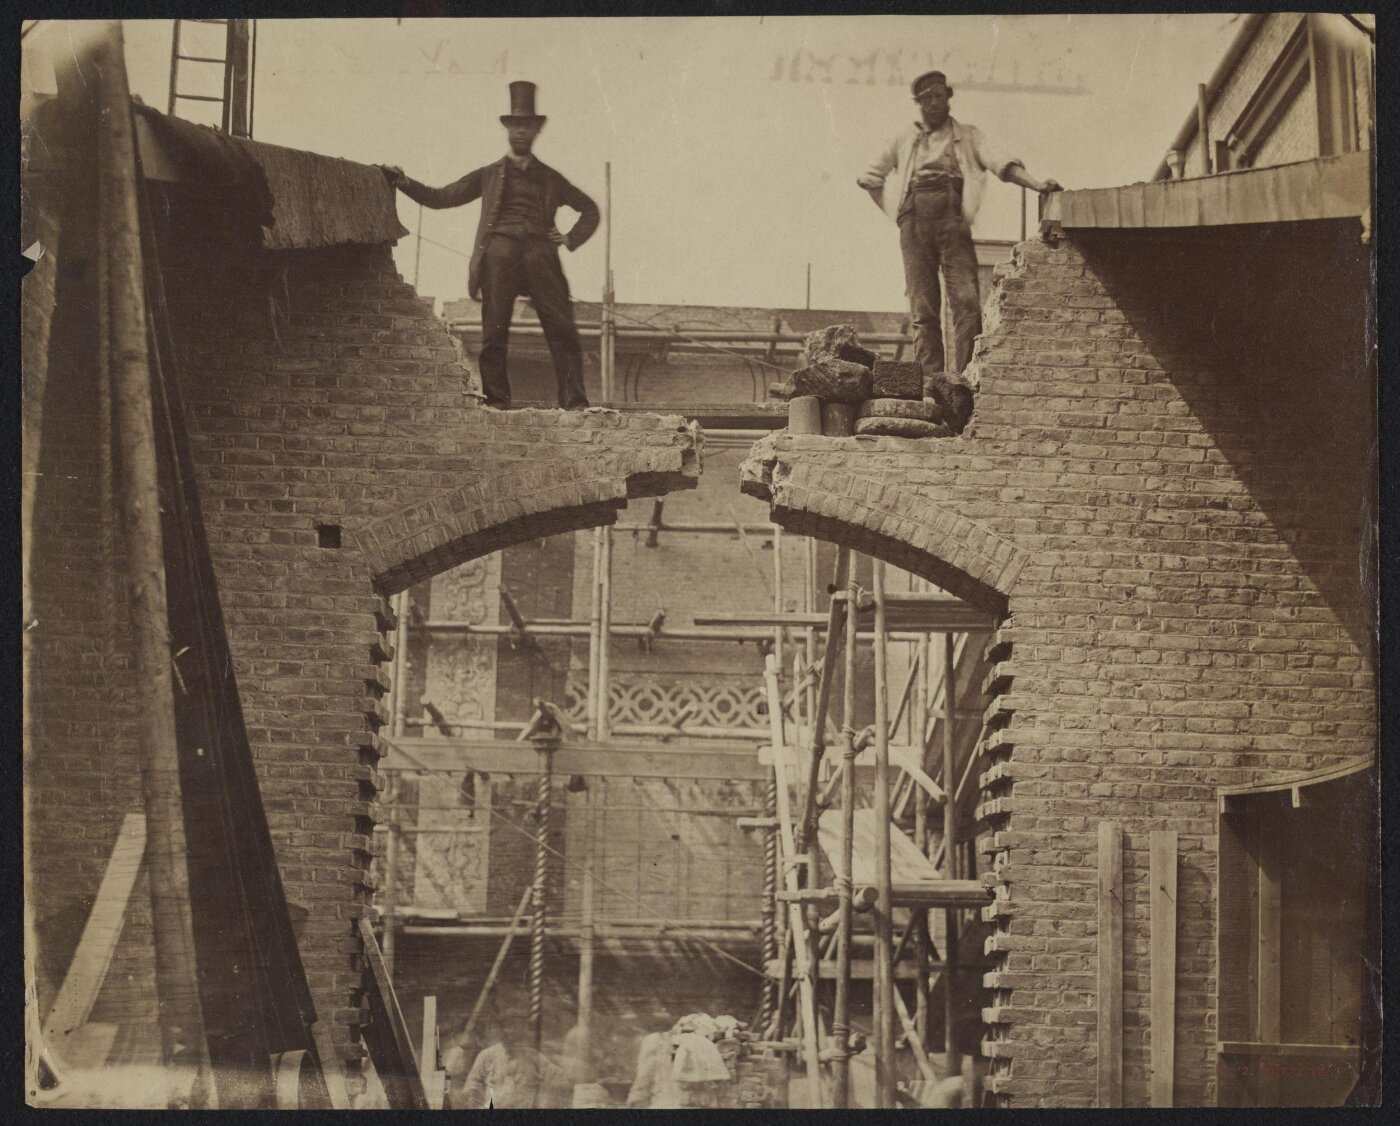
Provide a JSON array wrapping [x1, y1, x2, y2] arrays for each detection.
[[357, 445, 699, 594], [740, 444, 1028, 616]]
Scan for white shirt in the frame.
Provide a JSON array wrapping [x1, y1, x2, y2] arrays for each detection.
[[861, 115, 1022, 228]]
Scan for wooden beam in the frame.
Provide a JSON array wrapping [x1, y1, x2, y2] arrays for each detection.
[[1257, 824, 1282, 1105], [1097, 821, 1123, 1108], [1150, 831, 1178, 1107], [42, 814, 146, 1067], [356, 917, 429, 1110], [419, 995, 439, 1108], [764, 654, 822, 1106], [696, 597, 995, 633], [1044, 150, 1371, 229], [382, 736, 766, 781]]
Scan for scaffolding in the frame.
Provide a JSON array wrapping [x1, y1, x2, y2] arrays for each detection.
[[737, 549, 997, 1109], [376, 499, 997, 1108]]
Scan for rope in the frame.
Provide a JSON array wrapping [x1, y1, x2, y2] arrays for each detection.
[[757, 776, 778, 1031]]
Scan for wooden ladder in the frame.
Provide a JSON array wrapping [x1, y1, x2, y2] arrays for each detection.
[[166, 19, 253, 137]]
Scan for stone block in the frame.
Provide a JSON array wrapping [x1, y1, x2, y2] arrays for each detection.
[[857, 397, 939, 422], [803, 323, 877, 369], [853, 416, 952, 438], [870, 359, 924, 399]]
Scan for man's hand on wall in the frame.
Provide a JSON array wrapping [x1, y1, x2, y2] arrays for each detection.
[[379, 164, 406, 188], [1040, 179, 1064, 194]]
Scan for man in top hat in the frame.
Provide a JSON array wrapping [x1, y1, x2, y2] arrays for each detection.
[[858, 70, 1062, 378], [381, 81, 599, 410]]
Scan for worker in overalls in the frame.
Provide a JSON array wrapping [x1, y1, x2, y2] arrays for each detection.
[[858, 70, 1062, 377]]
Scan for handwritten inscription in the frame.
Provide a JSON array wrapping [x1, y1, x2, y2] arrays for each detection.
[[769, 49, 1091, 96], [404, 42, 509, 75]]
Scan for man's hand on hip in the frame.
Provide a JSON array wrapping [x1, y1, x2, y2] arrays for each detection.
[[856, 174, 883, 191], [548, 226, 569, 247]]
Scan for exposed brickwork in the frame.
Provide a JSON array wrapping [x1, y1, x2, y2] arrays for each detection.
[[28, 213, 701, 1092], [160, 239, 699, 1085], [742, 223, 1375, 1106]]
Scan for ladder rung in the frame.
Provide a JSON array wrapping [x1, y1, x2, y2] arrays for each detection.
[[177, 54, 227, 64], [173, 94, 226, 103]]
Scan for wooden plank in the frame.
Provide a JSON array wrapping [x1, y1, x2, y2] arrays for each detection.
[[1257, 829, 1283, 1105], [310, 1021, 351, 1109], [419, 995, 439, 1107], [1150, 831, 1178, 1107], [818, 808, 965, 889], [383, 736, 766, 781], [42, 814, 146, 1067], [1097, 821, 1123, 1108], [356, 916, 429, 1110], [1217, 1041, 1361, 1060], [764, 655, 821, 1106]]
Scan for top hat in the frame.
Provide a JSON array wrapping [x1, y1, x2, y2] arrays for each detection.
[[501, 80, 546, 124], [911, 70, 954, 98]]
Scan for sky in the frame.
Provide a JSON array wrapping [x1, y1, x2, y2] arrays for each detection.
[[26, 15, 1242, 313]]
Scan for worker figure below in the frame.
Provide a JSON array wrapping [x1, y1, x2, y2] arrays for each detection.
[[458, 1037, 572, 1109], [857, 70, 1062, 378], [380, 81, 599, 411]]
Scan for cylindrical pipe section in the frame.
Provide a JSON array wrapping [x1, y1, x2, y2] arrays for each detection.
[[787, 395, 822, 435], [821, 402, 855, 437]]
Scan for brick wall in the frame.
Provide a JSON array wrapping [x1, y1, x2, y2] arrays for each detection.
[[742, 220, 1374, 1106], [29, 178, 700, 1094], [160, 236, 699, 1085]]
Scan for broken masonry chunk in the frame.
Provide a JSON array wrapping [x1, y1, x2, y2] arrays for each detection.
[[921, 370, 975, 433], [803, 324, 877, 369], [774, 359, 873, 403]]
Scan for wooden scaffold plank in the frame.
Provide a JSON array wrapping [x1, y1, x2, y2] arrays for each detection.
[[1150, 830, 1178, 1107], [1097, 821, 1123, 1108]]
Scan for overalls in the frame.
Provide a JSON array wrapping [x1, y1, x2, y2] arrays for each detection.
[[897, 137, 982, 376]]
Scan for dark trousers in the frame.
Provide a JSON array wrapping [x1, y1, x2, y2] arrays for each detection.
[[478, 234, 589, 409], [898, 188, 982, 376]]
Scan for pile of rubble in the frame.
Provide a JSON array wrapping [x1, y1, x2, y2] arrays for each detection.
[[769, 324, 974, 439]]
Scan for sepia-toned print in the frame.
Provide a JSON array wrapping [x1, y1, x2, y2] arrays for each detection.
[[21, 13, 1377, 1110]]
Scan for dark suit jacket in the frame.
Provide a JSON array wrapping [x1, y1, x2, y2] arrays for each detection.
[[398, 157, 600, 299]]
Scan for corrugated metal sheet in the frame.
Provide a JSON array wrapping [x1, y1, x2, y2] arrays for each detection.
[[134, 104, 407, 249]]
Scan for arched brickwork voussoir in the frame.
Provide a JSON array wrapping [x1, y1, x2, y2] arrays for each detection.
[[357, 445, 700, 595], [739, 441, 1029, 617]]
